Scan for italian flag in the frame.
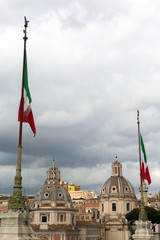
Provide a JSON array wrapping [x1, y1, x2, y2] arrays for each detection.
[[18, 51, 36, 136], [140, 134, 151, 185]]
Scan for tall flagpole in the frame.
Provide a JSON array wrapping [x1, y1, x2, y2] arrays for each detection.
[[137, 110, 143, 197], [137, 110, 147, 221], [8, 17, 29, 210], [19, 16, 29, 147]]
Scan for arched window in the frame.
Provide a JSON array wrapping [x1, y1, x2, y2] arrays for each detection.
[[112, 203, 116, 211], [101, 203, 104, 212], [126, 203, 130, 211], [60, 214, 63, 222]]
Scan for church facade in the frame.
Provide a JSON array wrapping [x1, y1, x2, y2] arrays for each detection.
[[29, 161, 79, 240], [99, 157, 137, 240]]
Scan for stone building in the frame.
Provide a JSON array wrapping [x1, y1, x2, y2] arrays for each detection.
[[73, 197, 99, 222], [0, 195, 9, 213], [68, 183, 80, 192], [72, 198, 99, 222], [29, 160, 79, 240], [84, 198, 100, 222], [69, 189, 98, 200], [76, 221, 100, 240], [99, 157, 137, 240]]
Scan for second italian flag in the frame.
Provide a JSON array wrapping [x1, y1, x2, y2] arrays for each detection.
[[140, 134, 151, 185]]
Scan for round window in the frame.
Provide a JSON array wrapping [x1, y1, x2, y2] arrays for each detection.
[[44, 192, 49, 198], [58, 191, 63, 199]]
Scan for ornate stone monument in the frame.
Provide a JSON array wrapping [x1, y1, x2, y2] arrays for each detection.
[[132, 196, 154, 240], [132, 220, 154, 240], [0, 210, 37, 240]]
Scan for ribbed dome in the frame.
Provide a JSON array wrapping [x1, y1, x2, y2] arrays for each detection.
[[34, 183, 72, 202], [100, 157, 136, 198], [100, 176, 135, 197], [34, 160, 71, 203]]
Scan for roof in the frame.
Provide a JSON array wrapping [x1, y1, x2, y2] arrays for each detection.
[[100, 175, 136, 198]]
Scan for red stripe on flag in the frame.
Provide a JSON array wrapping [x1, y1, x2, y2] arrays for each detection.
[[18, 99, 36, 136], [141, 161, 151, 185]]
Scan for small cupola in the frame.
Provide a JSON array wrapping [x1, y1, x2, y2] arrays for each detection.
[[112, 156, 122, 177], [45, 159, 60, 184]]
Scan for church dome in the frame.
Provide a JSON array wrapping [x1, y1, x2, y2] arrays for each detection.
[[34, 183, 72, 202], [34, 160, 72, 203], [100, 157, 136, 199], [30, 160, 77, 234]]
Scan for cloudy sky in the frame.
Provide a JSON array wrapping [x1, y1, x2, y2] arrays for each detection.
[[0, 0, 160, 197]]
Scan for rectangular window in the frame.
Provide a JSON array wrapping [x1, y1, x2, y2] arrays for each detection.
[[42, 216, 47, 222], [126, 203, 130, 211], [112, 203, 116, 211]]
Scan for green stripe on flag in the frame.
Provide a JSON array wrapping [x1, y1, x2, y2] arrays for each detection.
[[140, 134, 147, 163], [24, 51, 32, 104]]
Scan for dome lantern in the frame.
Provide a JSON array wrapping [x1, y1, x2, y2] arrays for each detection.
[[45, 159, 60, 185], [112, 156, 122, 177]]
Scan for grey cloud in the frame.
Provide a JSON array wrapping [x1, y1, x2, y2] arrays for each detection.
[[0, 0, 160, 197]]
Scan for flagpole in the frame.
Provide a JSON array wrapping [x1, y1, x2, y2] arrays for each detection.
[[137, 110, 147, 221], [137, 110, 142, 195], [8, 17, 29, 210], [19, 17, 28, 147]]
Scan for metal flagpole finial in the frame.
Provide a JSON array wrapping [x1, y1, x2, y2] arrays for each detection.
[[23, 16, 29, 40]]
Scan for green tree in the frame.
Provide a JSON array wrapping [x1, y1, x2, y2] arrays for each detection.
[[125, 208, 139, 225], [125, 206, 160, 224], [154, 210, 160, 224], [145, 206, 158, 224]]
